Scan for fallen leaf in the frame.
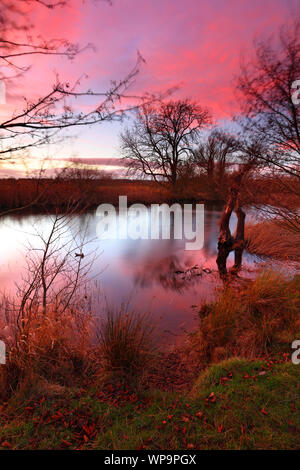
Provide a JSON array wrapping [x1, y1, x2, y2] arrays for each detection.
[[1, 441, 12, 449], [217, 424, 224, 433], [61, 439, 72, 448]]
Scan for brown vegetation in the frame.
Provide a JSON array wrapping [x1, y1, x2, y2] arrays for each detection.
[[246, 220, 300, 262], [186, 271, 300, 365], [0, 178, 169, 212]]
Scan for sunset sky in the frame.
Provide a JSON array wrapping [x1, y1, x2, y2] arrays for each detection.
[[1, 0, 299, 176]]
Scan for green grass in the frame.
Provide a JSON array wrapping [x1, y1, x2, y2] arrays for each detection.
[[1, 358, 299, 450]]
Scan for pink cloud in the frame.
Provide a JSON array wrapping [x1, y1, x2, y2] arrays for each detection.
[[1, 0, 298, 161]]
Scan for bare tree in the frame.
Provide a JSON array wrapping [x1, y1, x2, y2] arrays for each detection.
[[0, 204, 99, 383], [55, 161, 112, 182], [235, 19, 300, 232], [16, 206, 98, 323], [0, 0, 145, 161], [192, 129, 240, 186], [216, 163, 253, 276], [236, 20, 300, 178], [215, 138, 264, 277], [121, 99, 211, 189]]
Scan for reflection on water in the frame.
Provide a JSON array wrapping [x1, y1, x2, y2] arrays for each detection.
[[0, 205, 257, 339]]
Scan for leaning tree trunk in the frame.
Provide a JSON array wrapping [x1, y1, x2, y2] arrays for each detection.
[[216, 165, 250, 277], [232, 201, 246, 271], [216, 184, 237, 276]]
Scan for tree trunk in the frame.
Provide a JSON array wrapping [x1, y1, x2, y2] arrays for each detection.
[[232, 202, 245, 271], [216, 186, 236, 276], [216, 166, 248, 277]]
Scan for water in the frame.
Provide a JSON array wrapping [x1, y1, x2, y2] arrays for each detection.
[[0, 205, 257, 341]]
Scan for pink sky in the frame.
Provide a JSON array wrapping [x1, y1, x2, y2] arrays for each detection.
[[0, 0, 299, 175]]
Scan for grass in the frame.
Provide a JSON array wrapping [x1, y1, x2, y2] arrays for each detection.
[[245, 219, 300, 262], [0, 178, 170, 212], [0, 302, 158, 400], [187, 271, 300, 364], [0, 177, 213, 213], [0, 358, 299, 450], [0, 270, 299, 450], [0, 174, 298, 213], [0, 307, 94, 400], [97, 307, 156, 377]]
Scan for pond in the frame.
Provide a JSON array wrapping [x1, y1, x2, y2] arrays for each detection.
[[0, 204, 258, 343]]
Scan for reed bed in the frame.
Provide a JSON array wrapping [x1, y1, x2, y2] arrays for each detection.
[[187, 270, 300, 364], [245, 219, 300, 262]]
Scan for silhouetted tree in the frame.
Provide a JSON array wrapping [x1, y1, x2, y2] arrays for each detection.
[[236, 20, 300, 178], [121, 99, 211, 188], [193, 129, 240, 199], [236, 18, 300, 233], [194, 130, 238, 180]]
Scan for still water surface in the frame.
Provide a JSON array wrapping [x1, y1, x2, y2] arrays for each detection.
[[0, 205, 258, 341]]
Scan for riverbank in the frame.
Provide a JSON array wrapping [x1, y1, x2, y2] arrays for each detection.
[[0, 177, 220, 213], [0, 270, 299, 450], [0, 358, 299, 450], [2, 174, 297, 213]]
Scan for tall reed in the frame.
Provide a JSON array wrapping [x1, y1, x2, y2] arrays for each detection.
[[245, 220, 300, 262]]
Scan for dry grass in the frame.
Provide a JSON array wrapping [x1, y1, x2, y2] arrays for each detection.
[[0, 175, 225, 214], [97, 306, 156, 378], [0, 305, 94, 399], [0, 300, 158, 399], [187, 270, 300, 364], [0, 178, 171, 211], [245, 219, 300, 262]]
